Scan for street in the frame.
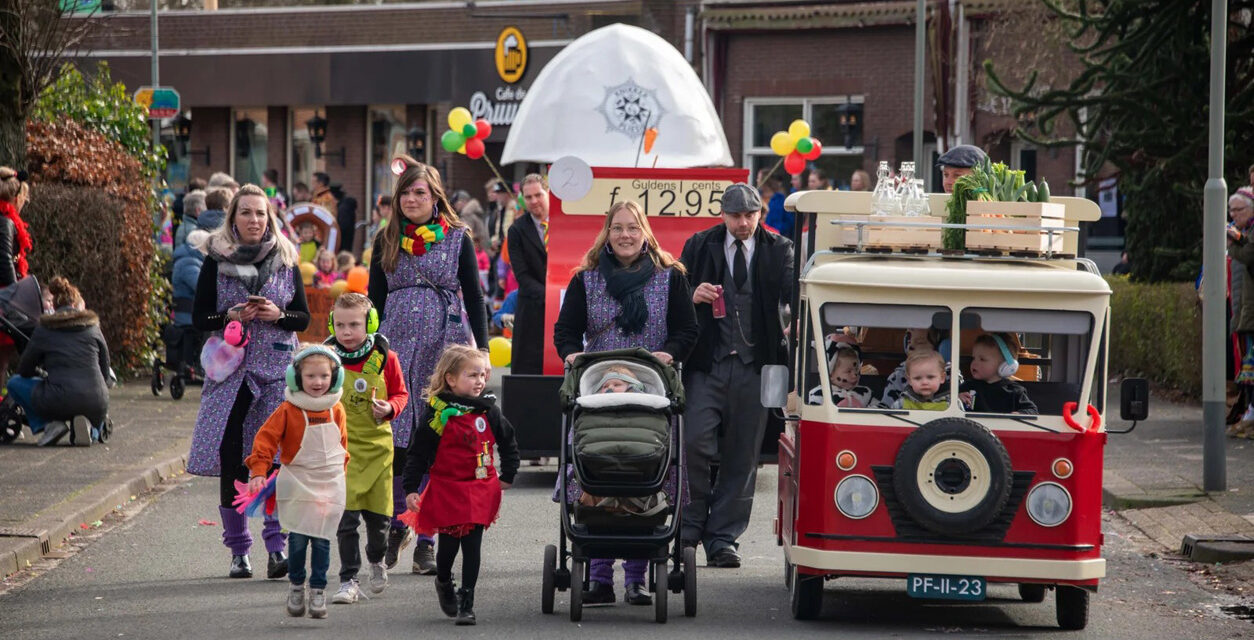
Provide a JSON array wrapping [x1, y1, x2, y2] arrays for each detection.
[[1, 463, 1248, 639]]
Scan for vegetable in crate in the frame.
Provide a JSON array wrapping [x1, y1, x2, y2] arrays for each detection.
[[942, 159, 1049, 250]]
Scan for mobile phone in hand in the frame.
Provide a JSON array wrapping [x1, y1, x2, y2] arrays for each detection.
[[246, 295, 267, 305]]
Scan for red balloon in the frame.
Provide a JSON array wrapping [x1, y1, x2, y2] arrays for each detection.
[[474, 119, 492, 140], [465, 137, 486, 160], [801, 138, 823, 161], [784, 151, 805, 176]]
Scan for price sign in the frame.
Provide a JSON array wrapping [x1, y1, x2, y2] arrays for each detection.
[[560, 177, 732, 218]]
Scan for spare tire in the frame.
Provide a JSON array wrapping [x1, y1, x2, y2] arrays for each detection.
[[892, 417, 1012, 536]]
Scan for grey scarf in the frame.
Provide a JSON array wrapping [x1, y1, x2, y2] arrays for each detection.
[[208, 231, 281, 295]]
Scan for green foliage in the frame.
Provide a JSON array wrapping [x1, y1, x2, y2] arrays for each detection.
[[984, 0, 1254, 282], [1106, 275, 1202, 397]]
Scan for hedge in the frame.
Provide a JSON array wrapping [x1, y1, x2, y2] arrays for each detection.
[[1106, 275, 1202, 397]]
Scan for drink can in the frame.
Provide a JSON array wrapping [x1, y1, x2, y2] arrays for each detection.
[[712, 285, 726, 319]]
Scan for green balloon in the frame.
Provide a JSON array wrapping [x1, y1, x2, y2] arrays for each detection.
[[795, 137, 814, 154], [441, 130, 465, 152], [462, 123, 478, 138]]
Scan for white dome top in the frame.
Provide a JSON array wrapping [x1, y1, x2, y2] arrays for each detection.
[[501, 23, 733, 168]]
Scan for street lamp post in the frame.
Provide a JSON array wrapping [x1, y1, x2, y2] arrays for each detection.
[[1202, 0, 1228, 492], [150, 1, 159, 154]]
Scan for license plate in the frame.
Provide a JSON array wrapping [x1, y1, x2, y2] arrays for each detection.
[[906, 574, 986, 601]]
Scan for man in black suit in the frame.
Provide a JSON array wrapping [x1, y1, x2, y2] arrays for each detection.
[[506, 173, 549, 374], [679, 183, 794, 568]]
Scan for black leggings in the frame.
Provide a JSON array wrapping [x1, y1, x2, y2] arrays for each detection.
[[436, 526, 484, 590], [218, 386, 256, 508]]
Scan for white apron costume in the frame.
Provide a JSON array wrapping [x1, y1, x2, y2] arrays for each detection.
[[277, 400, 347, 540]]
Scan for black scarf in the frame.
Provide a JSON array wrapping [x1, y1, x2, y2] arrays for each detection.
[[598, 252, 655, 335], [437, 391, 497, 414]]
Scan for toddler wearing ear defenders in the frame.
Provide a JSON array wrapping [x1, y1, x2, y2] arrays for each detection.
[[321, 293, 411, 604], [246, 344, 349, 620], [959, 333, 1038, 414]]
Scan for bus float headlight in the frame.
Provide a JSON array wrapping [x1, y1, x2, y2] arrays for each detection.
[[1026, 482, 1072, 527], [835, 474, 878, 520]]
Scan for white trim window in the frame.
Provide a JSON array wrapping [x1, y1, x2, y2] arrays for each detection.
[[743, 96, 865, 189]]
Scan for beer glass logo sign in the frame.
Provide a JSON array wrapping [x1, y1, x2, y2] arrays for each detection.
[[495, 27, 527, 84]]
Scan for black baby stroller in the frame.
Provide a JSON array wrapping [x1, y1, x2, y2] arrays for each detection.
[[541, 348, 697, 623], [150, 300, 205, 400]]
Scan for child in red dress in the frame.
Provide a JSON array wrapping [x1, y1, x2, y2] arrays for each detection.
[[402, 345, 519, 625]]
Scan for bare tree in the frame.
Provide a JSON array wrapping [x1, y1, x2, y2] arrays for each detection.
[[0, 0, 100, 168]]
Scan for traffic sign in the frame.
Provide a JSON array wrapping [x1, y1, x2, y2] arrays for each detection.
[[133, 86, 181, 119]]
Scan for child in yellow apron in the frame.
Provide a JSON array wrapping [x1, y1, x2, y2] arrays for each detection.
[[248, 345, 348, 620], [322, 294, 411, 604]]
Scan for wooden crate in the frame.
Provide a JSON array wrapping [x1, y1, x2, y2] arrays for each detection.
[[966, 201, 1067, 253], [831, 215, 943, 250]]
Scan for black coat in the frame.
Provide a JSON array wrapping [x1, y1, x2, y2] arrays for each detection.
[[507, 214, 547, 374], [17, 309, 111, 424], [0, 216, 18, 287], [678, 223, 795, 373]]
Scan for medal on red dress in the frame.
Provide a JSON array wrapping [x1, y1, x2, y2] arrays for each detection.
[[474, 441, 491, 479]]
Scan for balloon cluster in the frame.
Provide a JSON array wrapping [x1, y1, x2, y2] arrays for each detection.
[[770, 120, 822, 176], [441, 107, 492, 160]]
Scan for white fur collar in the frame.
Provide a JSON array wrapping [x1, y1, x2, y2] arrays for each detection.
[[285, 387, 343, 412]]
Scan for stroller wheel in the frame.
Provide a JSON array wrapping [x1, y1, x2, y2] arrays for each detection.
[[569, 558, 584, 622], [682, 545, 697, 617], [653, 559, 668, 623], [98, 417, 113, 444], [170, 375, 185, 400], [150, 359, 164, 395], [0, 397, 22, 444], [541, 544, 556, 614]]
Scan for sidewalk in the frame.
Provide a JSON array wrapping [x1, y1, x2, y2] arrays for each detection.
[[0, 382, 200, 578], [1104, 384, 1254, 555]]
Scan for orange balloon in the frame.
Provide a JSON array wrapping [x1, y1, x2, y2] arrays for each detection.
[[346, 266, 369, 293]]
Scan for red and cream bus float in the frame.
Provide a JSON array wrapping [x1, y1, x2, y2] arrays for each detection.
[[762, 190, 1149, 630]]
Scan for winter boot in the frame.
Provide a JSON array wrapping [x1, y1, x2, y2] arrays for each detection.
[[435, 576, 458, 617], [455, 587, 476, 625], [219, 506, 253, 577]]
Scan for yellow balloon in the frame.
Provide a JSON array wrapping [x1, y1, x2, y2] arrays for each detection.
[[361, 247, 372, 267], [448, 107, 473, 132], [788, 119, 811, 142], [457, 142, 467, 155], [299, 261, 316, 286], [328, 279, 348, 300], [770, 131, 795, 156], [488, 336, 512, 368]]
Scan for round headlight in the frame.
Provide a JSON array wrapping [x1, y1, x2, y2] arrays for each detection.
[[1026, 482, 1072, 527], [835, 474, 878, 520]]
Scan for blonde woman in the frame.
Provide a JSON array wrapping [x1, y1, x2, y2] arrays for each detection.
[[0, 167, 34, 390], [189, 184, 308, 580], [551, 200, 697, 607]]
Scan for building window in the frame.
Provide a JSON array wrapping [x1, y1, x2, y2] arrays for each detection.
[[233, 108, 268, 187], [743, 97, 865, 190], [368, 105, 408, 208], [290, 106, 326, 197]]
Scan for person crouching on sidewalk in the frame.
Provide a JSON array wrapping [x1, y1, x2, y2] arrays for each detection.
[[6, 276, 112, 446], [323, 293, 409, 605], [403, 345, 519, 625], [246, 345, 348, 620]]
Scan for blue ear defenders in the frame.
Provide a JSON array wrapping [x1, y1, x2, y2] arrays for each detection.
[[989, 333, 1020, 378], [286, 345, 345, 393], [327, 306, 380, 336]]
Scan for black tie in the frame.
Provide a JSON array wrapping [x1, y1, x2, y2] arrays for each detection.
[[733, 239, 747, 290]]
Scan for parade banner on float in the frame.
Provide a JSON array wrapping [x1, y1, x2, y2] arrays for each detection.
[[540, 165, 749, 375]]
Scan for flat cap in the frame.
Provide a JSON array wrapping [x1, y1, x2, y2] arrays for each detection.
[[720, 183, 762, 214], [936, 144, 988, 169]]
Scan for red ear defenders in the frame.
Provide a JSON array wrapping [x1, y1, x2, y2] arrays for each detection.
[[327, 307, 380, 336]]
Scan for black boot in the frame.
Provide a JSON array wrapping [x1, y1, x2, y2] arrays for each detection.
[[229, 554, 252, 579], [434, 577, 458, 617], [455, 587, 476, 625], [267, 551, 288, 579]]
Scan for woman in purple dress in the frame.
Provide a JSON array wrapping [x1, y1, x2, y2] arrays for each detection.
[[368, 156, 489, 574], [552, 200, 698, 607], [189, 184, 309, 579]]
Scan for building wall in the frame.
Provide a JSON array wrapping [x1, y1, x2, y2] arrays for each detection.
[[267, 106, 287, 187], [187, 107, 230, 183]]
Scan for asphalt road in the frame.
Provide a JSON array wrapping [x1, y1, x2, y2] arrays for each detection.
[[0, 466, 1249, 639]]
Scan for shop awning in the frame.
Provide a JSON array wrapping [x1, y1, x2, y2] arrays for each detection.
[[701, 0, 1019, 31]]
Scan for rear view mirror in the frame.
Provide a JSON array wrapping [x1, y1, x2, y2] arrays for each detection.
[[1120, 378, 1149, 422], [761, 365, 789, 409]]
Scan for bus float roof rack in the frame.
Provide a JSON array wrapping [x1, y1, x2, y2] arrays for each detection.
[[826, 217, 1081, 260]]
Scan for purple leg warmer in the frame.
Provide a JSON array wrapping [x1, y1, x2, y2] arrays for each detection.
[[262, 513, 287, 554], [623, 559, 647, 586], [219, 506, 252, 556], [589, 558, 615, 586]]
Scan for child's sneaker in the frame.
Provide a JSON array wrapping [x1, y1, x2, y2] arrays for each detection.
[[413, 540, 436, 575], [308, 588, 327, 618], [384, 527, 412, 569], [368, 562, 388, 594], [286, 585, 306, 617], [331, 580, 361, 604]]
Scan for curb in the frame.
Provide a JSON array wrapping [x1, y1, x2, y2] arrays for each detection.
[[1101, 469, 1206, 511], [0, 452, 187, 579]]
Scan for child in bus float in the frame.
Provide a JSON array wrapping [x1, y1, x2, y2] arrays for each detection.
[[297, 222, 321, 264], [958, 333, 1038, 414], [312, 249, 341, 289], [880, 327, 957, 408], [892, 350, 951, 410], [807, 338, 874, 407]]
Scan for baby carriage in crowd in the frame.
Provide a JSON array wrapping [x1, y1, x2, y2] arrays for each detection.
[[542, 348, 697, 623], [0, 277, 113, 444], [150, 302, 205, 400]]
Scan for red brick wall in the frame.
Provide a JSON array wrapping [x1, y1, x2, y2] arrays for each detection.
[[188, 107, 230, 182], [324, 105, 367, 239], [267, 106, 287, 189]]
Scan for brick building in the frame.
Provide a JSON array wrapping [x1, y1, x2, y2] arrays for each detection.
[[81, 0, 1106, 252]]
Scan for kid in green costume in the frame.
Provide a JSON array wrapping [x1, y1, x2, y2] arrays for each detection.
[[325, 293, 410, 604]]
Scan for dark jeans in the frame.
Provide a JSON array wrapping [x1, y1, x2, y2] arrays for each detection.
[[289, 533, 331, 589], [337, 509, 389, 583]]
